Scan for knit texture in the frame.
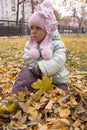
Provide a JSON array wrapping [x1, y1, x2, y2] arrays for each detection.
[[28, 0, 58, 60]]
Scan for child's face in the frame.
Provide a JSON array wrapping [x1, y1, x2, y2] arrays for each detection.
[[30, 25, 47, 43]]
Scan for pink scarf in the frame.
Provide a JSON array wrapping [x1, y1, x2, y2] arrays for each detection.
[[28, 34, 53, 60]]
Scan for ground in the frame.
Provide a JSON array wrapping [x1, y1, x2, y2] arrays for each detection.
[[0, 34, 87, 130]]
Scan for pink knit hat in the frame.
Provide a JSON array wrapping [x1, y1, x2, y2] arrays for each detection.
[[28, 0, 58, 60]]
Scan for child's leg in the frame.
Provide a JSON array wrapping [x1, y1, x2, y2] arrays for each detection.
[[54, 83, 68, 91], [11, 67, 38, 93], [57, 84, 68, 91]]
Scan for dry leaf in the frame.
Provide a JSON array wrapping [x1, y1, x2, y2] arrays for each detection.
[[59, 108, 70, 118], [0, 36, 87, 129], [45, 100, 54, 110], [11, 120, 27, 129], [27, 106, 42, 121], [70, 96, 77, 105], [19, 102, 28, 113], [14, 110, 22, 120], [72, 119, 81, 127], [38, 123, 48, 130], [74, 127, 80, 130]]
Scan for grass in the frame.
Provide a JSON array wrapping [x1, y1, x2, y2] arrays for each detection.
[[61, 34, 87, 72], [0, 34, 87, 73]]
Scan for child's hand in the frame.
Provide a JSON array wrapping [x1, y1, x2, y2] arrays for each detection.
[[29, 62, 42, 77], [34, 64, 42, 76]]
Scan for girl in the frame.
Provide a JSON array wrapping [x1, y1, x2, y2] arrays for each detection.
[[11, 0, 69, 93]]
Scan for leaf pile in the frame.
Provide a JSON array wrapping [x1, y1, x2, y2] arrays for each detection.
[[0, 35, 87, 130], [0, 76, 87, 130]]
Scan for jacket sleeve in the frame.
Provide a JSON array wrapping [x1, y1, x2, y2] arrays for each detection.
[[38, 40, 66, 76], [23, 41, 35, 67]]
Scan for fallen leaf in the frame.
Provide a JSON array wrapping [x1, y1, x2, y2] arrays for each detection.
[[59, 108, 70, 118]]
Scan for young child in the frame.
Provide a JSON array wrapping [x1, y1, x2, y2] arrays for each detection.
[[11, 0, 69, 93]]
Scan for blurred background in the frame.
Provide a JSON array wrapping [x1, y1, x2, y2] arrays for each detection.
[[0, 0, 87, 36]]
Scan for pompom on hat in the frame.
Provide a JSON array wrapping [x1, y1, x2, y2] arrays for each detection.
[[28, 0, 58, 60]]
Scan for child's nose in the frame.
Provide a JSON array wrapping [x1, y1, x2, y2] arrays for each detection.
[[32, 29, 37, 34]]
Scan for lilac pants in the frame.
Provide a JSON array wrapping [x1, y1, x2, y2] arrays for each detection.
[[11, 67, 67, 93]]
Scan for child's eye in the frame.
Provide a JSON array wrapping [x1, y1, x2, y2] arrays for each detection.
[[36, 26, 42, 30], [30, 26, 42, 30], [31, 26, 34, 30]]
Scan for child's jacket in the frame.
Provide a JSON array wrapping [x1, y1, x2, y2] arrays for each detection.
[[23, 30, 69, 84]]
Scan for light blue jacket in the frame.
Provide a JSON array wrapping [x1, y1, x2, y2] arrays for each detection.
[[23, 30, 69, 84]]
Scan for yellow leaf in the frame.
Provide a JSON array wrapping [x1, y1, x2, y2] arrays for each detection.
[[0, 103, 17, 113], [32, 76, 54, 100], [32, 76, 54, 91], [7, 75, 14, 80]]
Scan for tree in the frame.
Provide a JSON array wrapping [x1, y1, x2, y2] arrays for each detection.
[[16, 0, 19, 24], [60, 0, 87, 28], [31, 0, 34, 13], [31, 0, 43, 13], [16, 0, 26, 24]]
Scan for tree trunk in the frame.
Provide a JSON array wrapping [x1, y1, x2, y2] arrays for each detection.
[[16, 0, 19, 25], [31, 0, 34, 13]]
